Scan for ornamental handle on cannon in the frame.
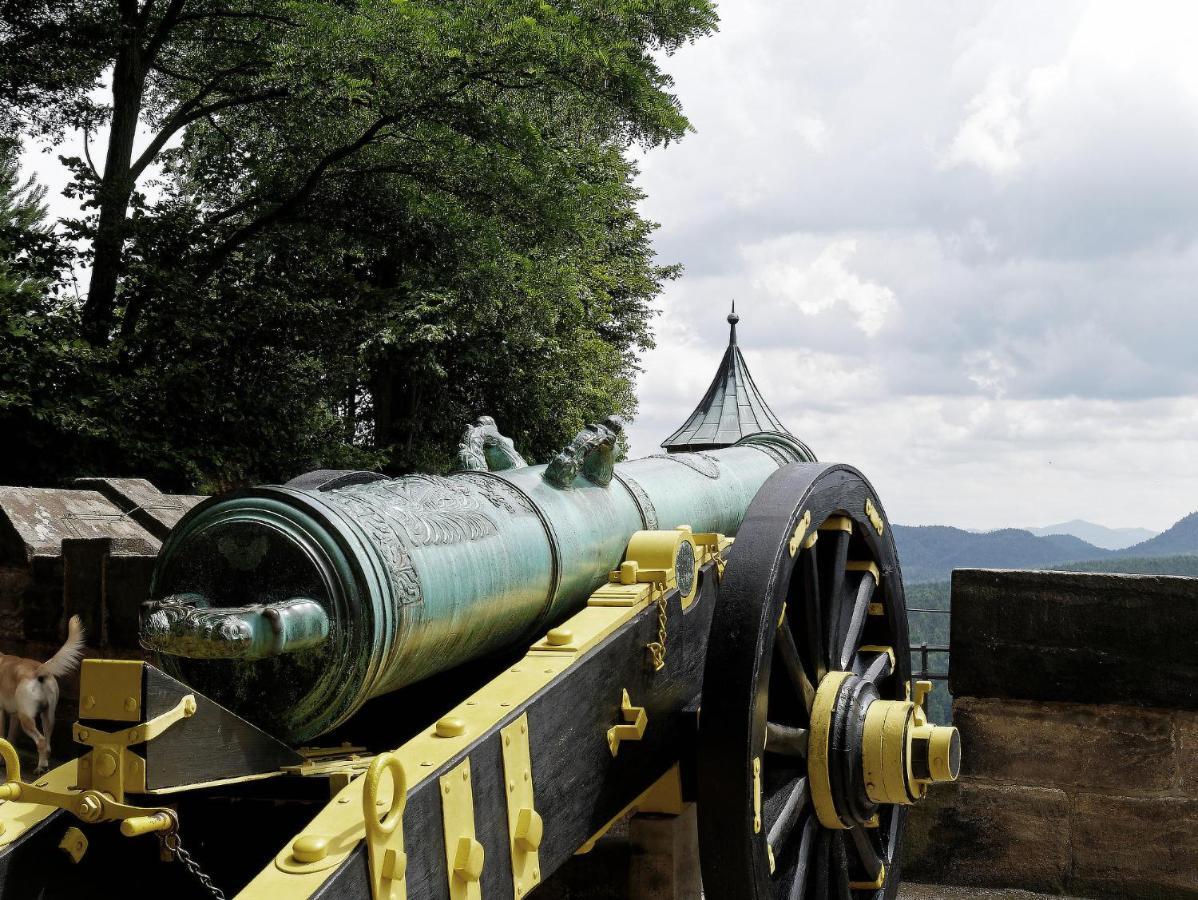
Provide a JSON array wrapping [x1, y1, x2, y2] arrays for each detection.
[[140, 594, 330, 660], [543, 417, 623, 489]]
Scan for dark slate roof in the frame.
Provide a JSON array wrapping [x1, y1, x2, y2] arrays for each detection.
[[661, 303, 794, 452]]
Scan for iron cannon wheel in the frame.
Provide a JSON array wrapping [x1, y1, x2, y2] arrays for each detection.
[[698, 463, 912, 900]]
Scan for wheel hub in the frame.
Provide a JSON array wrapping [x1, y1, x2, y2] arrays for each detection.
[[809, 672, 960, 830]]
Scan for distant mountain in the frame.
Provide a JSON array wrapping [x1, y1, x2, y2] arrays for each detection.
[[1120, 512, 1198, 557], [1026, 519, 1157, 550], [892, 525, 1110, 584], [893, 510, 1198, 583]]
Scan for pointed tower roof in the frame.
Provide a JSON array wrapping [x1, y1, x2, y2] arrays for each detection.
[[661, 303, 797, 452]]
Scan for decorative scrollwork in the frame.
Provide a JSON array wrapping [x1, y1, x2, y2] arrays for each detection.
[[613, 472, 659, 529]]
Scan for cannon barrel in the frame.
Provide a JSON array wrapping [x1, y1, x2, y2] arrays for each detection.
[[144, 422, 813, 742]]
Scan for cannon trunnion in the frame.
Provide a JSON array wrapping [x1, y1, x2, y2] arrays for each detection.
[[0, 424, 957, 899]]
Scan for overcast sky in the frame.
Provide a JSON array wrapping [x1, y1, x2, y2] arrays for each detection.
[[624, 1, 1198, 531]]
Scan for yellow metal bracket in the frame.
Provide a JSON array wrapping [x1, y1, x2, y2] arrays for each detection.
[[59, 826, 88, 863], [0, 737, 176, 836], [607, 689, 648, 756], [74, 694, 197, 800], [364, 752, 408, 900], [500, 714, 542, 897], [79, 659, 144, 722], [441, 758, 483, 900]]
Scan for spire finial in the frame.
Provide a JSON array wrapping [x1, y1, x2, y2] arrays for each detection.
[[727, 300, 739, 345]]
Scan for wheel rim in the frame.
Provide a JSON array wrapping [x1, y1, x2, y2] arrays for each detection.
[[698, 463, 957, 900]]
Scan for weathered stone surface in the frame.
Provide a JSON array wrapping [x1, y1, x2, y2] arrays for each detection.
[[954, 696, 1178, 794], [1178, 710, 1198, 798], [900, 886, 1083, 900], [902, 781, 1071, 894], [1071, 793, 1198, 899], [950, 568, 1198, 710]]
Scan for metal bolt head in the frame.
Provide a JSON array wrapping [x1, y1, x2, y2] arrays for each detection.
[[546, 627, 573, 646], [123, 697, 138, 713], [514, 807, 543, 852], [94, 750, 118, 778], [435, 717, 466, 739], [82, 696, 95, 711], [76, 793, 103, 823], [292, 835, 329, 864]]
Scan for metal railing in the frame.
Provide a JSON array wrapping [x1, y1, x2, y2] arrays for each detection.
[[907, 607, 951, 683]]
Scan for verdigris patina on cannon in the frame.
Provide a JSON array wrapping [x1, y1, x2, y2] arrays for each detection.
[[142, 417, 815, 742]]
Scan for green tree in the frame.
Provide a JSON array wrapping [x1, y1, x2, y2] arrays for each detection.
[[0, 1, 717, 489]]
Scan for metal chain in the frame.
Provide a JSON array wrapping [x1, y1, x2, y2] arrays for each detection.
[[162, 829, 227, 900], [646, 582, 668, 671]]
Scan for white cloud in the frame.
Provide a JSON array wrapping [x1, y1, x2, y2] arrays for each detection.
[[626, 1, 1198, 532], [747, 238, 897, 336]]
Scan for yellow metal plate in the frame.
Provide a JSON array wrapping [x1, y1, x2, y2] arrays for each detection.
[[500, 714, 542, 897], [441, 758, 482, 900], [78, 659, 144, 722]]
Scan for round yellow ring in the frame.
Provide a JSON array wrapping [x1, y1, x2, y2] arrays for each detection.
[[363, 751, 407, 839], [807, 670, 853, 829]]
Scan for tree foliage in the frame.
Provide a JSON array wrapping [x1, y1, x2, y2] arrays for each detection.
[[0, 0, 717, 490]]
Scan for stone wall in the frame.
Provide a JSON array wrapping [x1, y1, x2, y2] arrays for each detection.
[[904, 569, 1198, 899]]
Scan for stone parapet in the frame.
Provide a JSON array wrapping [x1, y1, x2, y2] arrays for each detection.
[[907, 569, 1198, 899]]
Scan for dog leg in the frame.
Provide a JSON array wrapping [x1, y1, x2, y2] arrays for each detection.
[[5, 714, 17, 746], [18, 714, 49, 775], [39, 709, 53, 770]]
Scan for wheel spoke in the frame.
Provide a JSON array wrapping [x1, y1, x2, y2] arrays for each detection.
[[776, 621, 816, 715], [860, 650, 892, 684], [832, 833, 854, 900], [849, 825, 885, 882], [766, 722, 809, 758], [837, 574, 875, 670], [821, 529, 849, 672], [786, 815, 818, 900], [798, 545, 825, 684], [767, 775, 809, 849], [813, 829, 832, 898]]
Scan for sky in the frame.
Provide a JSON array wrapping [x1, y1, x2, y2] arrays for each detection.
[[623, 0, 1198, 532]]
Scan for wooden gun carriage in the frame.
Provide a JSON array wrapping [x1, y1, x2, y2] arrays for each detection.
[[0, 419, 958, 899]]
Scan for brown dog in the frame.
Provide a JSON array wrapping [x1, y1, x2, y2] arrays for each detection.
[[0, 616, 85, 774]]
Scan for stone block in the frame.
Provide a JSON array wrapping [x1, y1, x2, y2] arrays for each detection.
[[950, 569, 1198, 710], [953, 696, 1177, 794], [1071, 793, 1198, 899], [104, 553, 156, 648], [902, 780, 1070, 894]]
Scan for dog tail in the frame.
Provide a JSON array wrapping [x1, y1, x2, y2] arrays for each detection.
[[38, 615, 85, 679]]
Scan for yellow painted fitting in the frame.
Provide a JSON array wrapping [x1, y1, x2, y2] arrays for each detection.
[[861, 699, 916, 806], [846, 560, 881, 583], [850, 863, 886, 890], [120, 811, 175, 837], [753, 757, 762, 834], [607, 690, 648, 756], [624, 529, 699, 608], [545, 627, 573, 646], [0, 738, 21, 786], [819, 516, 853, 533], [514, 807, 543, 852], [59, 827, 88, 863], [365, 752, 408, 900], [0, 784, 20, 802], [435, 717, 467, 738], [788, 510, 812, 557], [807, 671, 853, 829], [291, 835, 329, 864], [926, 727, 961, 782], [767, 843, 776, 875], [453, 837, 485, 882], [864, 497, 885, 536], [859, 645, 896, 670]]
